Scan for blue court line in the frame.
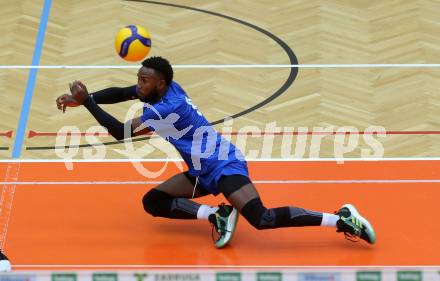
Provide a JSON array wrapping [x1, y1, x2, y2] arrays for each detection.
[[12, 0, 52, 158]]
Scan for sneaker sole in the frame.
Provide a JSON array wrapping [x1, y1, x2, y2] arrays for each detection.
[[342, 204, 376, 244], [215, 208, 239, 249]]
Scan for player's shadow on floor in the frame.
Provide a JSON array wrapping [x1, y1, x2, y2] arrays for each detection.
[[153, 220, 374, 251], [234, 225, 375, 251], [153, 220, 212, 235]]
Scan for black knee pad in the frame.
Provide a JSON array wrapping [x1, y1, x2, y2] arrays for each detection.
[[241, 198, 275, 229], [142, 189, 172, 216], [241, 198, 293, 230]]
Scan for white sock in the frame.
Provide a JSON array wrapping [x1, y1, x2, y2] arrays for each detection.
[[197, 205, 219, 220], [321, 213, 339, 227]]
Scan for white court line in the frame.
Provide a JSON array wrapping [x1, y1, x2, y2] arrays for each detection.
[[0, 162, 20, 250], [11, 265, 440, 269], [2, 157, 440, 162], [2, 179, 440, 185], [1, 64, 440, 69]]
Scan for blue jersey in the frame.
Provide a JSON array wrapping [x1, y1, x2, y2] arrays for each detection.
[[140, 81, 245, 178]]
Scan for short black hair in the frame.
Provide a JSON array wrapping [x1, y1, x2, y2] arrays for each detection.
[[141, 56, 173, 86]]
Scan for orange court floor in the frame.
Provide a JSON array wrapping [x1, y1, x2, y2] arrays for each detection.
[[0, 160, 439, 269]]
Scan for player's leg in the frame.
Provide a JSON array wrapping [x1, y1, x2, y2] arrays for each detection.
[[219, 175, 376, 244], [222, 177, 324, 227], [142, 172, 219, 220]]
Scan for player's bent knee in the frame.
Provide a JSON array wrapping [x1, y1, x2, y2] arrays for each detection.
[[240, 198, 274, 230], [241, 198, 290, 230], [142, 190, 156, 216], [142, 188, 172, 216]]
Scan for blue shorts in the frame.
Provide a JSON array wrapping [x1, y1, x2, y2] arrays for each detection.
[[187, 160, 249, 196]]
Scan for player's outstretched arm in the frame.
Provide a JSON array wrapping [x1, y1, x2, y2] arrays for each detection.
[[90, 85, 138, 104], [56, 85, 137, 110], [63, 80, 134, 140], [56, 81, 150, 140]]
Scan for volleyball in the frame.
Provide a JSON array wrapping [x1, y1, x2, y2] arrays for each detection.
[[114, 25, 151, 62]]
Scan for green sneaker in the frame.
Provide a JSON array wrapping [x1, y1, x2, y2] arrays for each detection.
[[208, 204, 239, 248], [335, 204, 376, 244]]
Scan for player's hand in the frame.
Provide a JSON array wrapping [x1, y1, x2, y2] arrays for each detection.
[[56, 93, 80, 113], [55, 81, 89, 113], [69, 80, 89, 104]]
